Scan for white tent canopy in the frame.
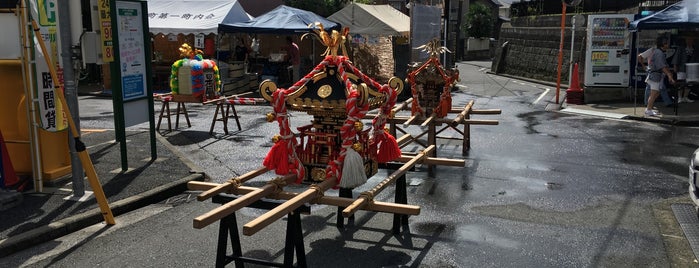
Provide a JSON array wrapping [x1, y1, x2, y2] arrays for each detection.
[[328, 3, 409, 36], [147, 0, 252, 35]]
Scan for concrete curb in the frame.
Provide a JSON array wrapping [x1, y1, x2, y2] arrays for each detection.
[[0, 173, 204, 258], [155, 131, 205, 175]]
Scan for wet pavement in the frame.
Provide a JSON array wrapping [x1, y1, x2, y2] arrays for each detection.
[[1, 60, 698, 267]]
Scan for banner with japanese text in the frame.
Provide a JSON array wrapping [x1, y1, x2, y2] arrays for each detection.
[[30, 0, 68, 131]]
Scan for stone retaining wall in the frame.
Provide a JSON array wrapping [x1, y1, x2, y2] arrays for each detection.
[[497, 14, 586, 84]]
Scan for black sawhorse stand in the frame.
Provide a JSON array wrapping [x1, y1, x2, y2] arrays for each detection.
[[386, 162, 409, 234], [212, 195, 310, 268], [336, 188, 355, 229], [336, 163, 410, 234]]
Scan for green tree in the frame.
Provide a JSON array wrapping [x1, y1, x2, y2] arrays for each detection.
[[286, 0, 345, 17], [464, 3, 493, 38]]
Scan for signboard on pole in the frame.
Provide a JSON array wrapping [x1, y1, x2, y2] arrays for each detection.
[[116, 4, 148, 102], [110, 0, 157, 170], [410, 3, 441, 62]]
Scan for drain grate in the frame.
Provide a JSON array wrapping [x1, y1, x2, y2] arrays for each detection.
[[671, 203, 699, 260], [672, 203, 698, 224]]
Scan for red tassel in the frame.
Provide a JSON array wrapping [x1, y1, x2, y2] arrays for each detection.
[[377, 132, 401, 163], [436, 94, 452, 118], [263, 140, 290, 175]]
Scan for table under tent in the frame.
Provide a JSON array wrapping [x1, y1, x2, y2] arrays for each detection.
[[218, 5, 340, 88], [147, 0, 252, 92]]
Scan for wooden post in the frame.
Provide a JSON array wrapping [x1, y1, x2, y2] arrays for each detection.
[[427, 123, 436, 176]]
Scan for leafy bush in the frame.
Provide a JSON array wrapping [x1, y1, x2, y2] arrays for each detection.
[[464, 3, 493, 39]]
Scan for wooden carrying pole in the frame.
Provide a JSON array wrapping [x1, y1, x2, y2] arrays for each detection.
[[395, 155, 464, 166], [342, 145, 435, 217], [454, 108, 502, 114], [420, 114, 436, 127], [243, 178, 336, 236], [395, 134, 413, 147], [188, 181, 420, 216], [193, 174, 295, 229], [31, 20, 115, 225], [368, 115, 498, 126], [392, 97, 412, 113], [441, 118, 498, 126], [196, 166, 268, 201], [402, 115, 419, 128], [450, 100, 474, 126]]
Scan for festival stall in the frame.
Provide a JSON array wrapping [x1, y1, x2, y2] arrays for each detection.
[[327, 3, 411, 83], [327, 3, 409, 36], [218, 5, 340, 87], [628, 0, 699, 115], [147, 0, 252, 91]]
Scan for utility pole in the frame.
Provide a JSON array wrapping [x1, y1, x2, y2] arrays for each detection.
[[57, 0, 85, 197], [456, 0, 463, 61]]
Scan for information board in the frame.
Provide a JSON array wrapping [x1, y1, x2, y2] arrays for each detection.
[[116, 1, 147, 101]]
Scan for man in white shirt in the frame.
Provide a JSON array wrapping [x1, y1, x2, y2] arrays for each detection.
[[637, 37, 676, 116]]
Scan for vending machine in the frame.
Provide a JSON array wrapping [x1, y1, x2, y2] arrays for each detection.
[[584, 14, 635, 87]]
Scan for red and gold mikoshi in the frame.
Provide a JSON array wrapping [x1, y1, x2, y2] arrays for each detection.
[[260, 26, 403, 188], [406, 39, 460, 118]]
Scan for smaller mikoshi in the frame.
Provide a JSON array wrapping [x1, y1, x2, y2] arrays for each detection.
[[406, 38, 460, 119], [384, 39, 500, 159], [169, 43, 221, 101]]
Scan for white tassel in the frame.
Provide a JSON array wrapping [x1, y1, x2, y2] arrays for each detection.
[[339, 149, 367, 188]]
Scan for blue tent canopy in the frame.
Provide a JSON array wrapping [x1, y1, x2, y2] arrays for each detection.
[[629, 0, 699, 31], [218, 5, 340, 34]]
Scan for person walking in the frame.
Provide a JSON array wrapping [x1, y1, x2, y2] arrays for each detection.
[[638, 37, 676, 116], [284, 36, 301, 82]]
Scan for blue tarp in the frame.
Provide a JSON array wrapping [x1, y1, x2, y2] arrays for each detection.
[[629, 0, 699, 30], [218, 5, 340, 34]]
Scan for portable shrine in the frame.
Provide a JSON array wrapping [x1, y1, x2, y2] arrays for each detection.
[[157, 44, 258, 134], [169, 43, 221, 101], [187, 26, 466, 268], [257, 32, 404, 187], [372, 39, 502, 176]]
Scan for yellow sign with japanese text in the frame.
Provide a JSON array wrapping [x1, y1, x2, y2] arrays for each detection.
[[97, 0, 114, 62]]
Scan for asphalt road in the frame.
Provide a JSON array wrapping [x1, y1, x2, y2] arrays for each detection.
[[3, 61, 698, 267]]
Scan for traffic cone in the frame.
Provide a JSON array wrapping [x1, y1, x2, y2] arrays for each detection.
[[0, 130, 19, 189], [566, 63, 584, 104]]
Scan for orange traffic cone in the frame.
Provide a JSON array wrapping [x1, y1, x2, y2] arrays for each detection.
[[0, 130, 19, 189], [566, 63, 584, 104]]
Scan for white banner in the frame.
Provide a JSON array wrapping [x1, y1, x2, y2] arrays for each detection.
[[30, 0, 68, 131]]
